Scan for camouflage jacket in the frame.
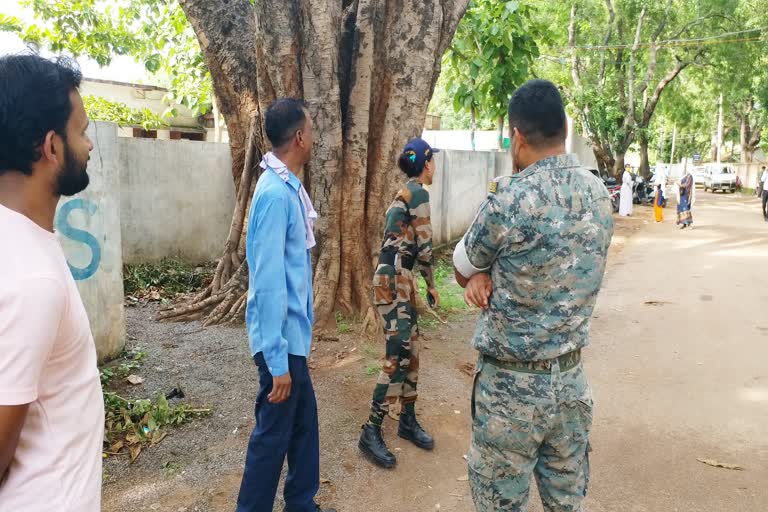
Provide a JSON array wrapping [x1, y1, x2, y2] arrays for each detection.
[[374, 179, 435, 289], [463, 154, 614, 362]]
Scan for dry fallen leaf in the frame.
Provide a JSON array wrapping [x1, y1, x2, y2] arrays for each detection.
[[644, 300, 672, 306], [129, 444, 142, 463], [126, 374, 144, 385], [320, 477, 331, 484], [697, 458, 744, 470]]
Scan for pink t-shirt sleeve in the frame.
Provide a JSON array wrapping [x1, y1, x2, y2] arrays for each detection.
[[0, 277, 67, 405]]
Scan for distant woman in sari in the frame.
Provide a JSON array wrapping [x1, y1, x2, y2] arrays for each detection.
[[654, 184, 664, 223], [677, 170, 695, 229], [619, 166, 633, 217]]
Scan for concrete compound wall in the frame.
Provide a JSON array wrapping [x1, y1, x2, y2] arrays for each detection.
[[55, 122, 125, 361], [429, 150, 512, 246], [119, 137, 235, 264], [53, 121, 235, 360], [733, 162, 765, 189]]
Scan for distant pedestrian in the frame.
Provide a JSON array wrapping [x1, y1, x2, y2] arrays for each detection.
[[761, 167, 768, 221], [0, 54, 102, 511], [756, 166, 765, 197], [619, 166, 633, 216], [654, 185, 664, 223], [236, 98, 335, 512], [677, 170, 695, 229], [654, 169, 665, 223]]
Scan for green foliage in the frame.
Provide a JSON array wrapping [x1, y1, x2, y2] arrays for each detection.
[[365, 364, 381, 376], [99, 346, 147, 387], [534, 0, 740, 170], [103, 391, 209, 459], [335, 312, 351, 334], [162, 461, 182, 477], [2, 0, 212, 116], [123, 258, 212, 297], [83, 95, 168, 130], [417, 253, 468, 331], [443, 0, 548, 128]]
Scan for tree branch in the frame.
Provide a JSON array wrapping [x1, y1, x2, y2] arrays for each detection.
[[625, 8, 645, 131], [636, 0, 673, 103], [598, 0, 616, 86], [615, 20, 626, 116], [641, 57, 689, 127], [569, 2, 582, 89], [179, 0, 260, 184]]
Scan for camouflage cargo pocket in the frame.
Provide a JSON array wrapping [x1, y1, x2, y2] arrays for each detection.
[[372, 272, 395, 305]]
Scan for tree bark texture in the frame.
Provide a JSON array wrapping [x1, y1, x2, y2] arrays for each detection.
[[639, 130, 650, 178], [159, 0, 468, 330]]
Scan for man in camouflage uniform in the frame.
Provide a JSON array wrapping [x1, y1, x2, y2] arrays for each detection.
[[453, 80, 614, 511], [359, 137, 440, 468]]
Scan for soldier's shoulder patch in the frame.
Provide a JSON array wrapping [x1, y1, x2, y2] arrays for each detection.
[[489, 175, 513, 194]]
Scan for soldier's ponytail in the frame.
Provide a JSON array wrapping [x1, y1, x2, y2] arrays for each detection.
[[398, 150, 424, 178]]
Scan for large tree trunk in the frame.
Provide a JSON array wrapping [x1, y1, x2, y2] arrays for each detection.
[[639, 130, 650, 178], [592, 142, 616, 176], [159, 0, 468, 331], [612, 153, 626, 176]]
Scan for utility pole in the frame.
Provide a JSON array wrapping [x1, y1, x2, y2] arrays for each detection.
[[717, 93, 724, 163], [670, 124, 677, 168]]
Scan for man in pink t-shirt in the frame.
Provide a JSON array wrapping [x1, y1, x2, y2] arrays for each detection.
[[0, 54, 103, 511]]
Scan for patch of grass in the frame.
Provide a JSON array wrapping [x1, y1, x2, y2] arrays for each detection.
[[362, 342, 380, 360], [162, 461, 182, 477], [417, 257, 468, 327], [335, 311, 352, 334], [123, 258, 212, 297], [100, 347, 147, 387], [365, 364, 381, 376]]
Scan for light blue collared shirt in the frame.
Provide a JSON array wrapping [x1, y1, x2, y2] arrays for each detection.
[[245, 167, 314, 376]]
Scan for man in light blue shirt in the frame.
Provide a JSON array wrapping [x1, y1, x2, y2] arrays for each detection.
[[236, 99, 334, 512]]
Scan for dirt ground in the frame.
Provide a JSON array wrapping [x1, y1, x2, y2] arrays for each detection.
[[102, 191, 768, 512]]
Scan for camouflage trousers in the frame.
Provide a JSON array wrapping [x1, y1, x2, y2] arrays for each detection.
[[468, 354, 593, 512], [368, 268, 420, 427]]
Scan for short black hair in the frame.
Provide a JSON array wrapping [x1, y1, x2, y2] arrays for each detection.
[[507, 79, 566, 148], [265, 98, 308, 148], [398, 151, 430, 178], [0, 53, 83, 176]]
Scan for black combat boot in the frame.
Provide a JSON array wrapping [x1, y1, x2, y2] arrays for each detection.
[[358, 424, 397, 468], [398, 409, 434, 450]]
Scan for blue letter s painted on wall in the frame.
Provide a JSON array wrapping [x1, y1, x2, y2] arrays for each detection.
[[56, 199, 102, 281]]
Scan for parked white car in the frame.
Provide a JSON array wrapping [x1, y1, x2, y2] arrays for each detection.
[[703, 164, 737, 193], [691, 166, 707, 187]]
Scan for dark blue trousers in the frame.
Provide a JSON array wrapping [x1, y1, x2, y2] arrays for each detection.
[[236, 353, 319, 512]]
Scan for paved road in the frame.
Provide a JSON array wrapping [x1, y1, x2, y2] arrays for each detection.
[[584, 192, 768, 512]]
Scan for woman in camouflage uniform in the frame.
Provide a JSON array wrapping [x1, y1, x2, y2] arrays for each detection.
[[358, 137, 440, 468]]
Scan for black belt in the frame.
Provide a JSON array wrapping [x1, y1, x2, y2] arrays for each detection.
[[378, 249, 414, 270]]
